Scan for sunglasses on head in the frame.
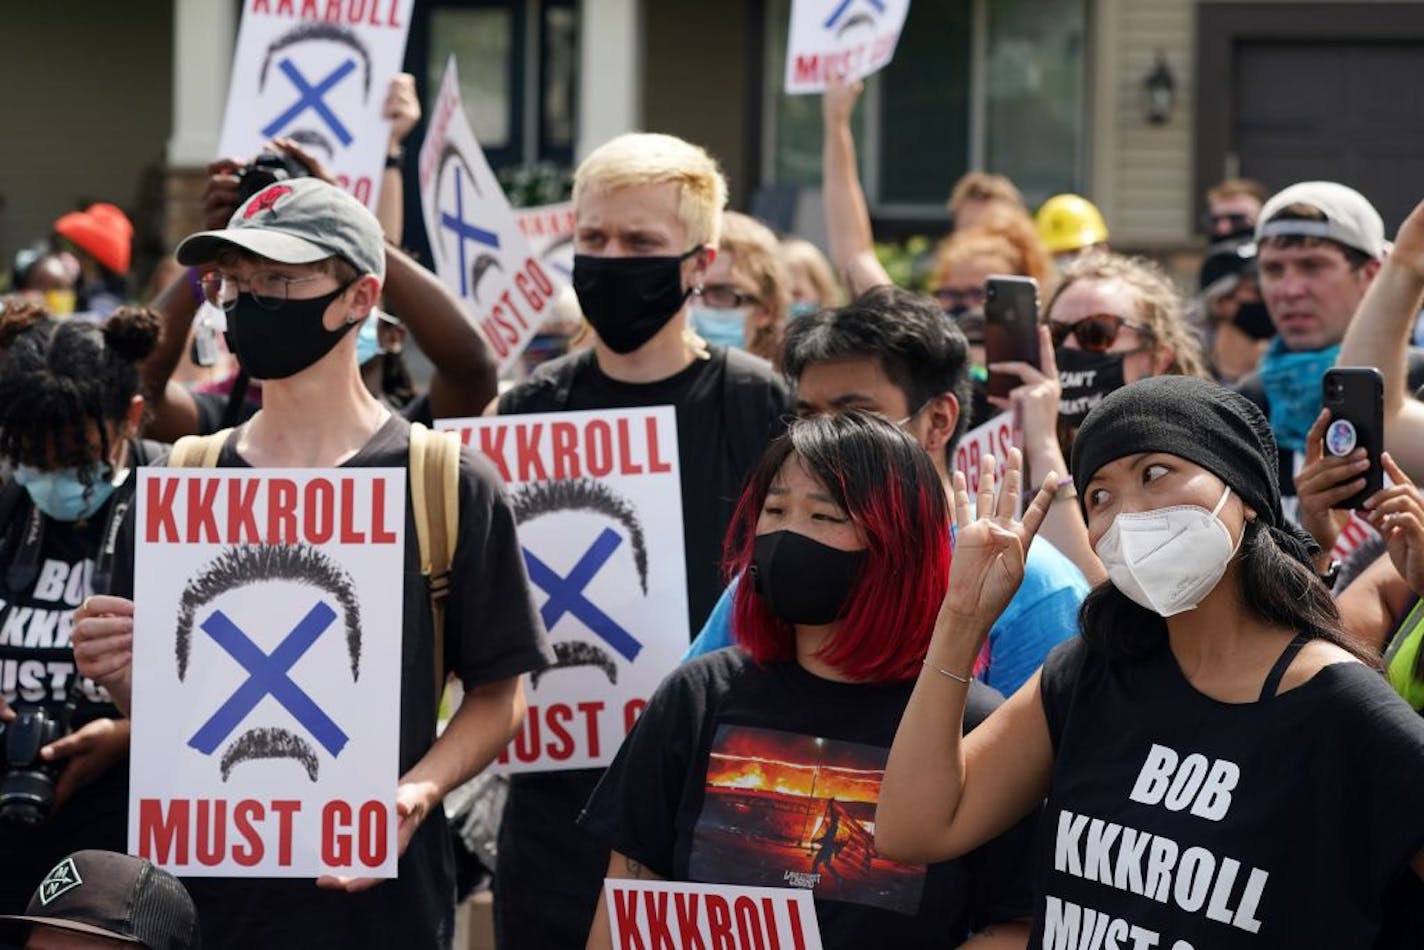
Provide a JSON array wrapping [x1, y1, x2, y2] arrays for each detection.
[[1050, 314, 1149, 352]]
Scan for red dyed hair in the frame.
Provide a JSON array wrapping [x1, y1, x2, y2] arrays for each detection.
[[724, 412, 951, 684]]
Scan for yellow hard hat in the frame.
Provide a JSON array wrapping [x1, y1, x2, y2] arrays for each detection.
[[1035, 194, 1109, 254]]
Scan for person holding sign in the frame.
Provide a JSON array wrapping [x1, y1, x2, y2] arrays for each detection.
[[583, 412, 1036, 949], [72, 178, 551, 950], [491, 131, 791, 949], [878, 376, 1424, 948], [0, 304, 164, 914]]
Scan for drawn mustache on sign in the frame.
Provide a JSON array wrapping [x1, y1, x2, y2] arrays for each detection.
[[220, 726, 320, 782]]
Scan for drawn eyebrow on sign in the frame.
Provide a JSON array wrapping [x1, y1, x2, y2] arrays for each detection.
[[175, 543, 362, 682], [470, 253, 505, 303], [258, 21, 374, 100], [530, 641, 618, 689], [510, 478, 649, 593], [220, 726, 320, 782], [286, 127, 336, 160], [837, 12, 876, 36]]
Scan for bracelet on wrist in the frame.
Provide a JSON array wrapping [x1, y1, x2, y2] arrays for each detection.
[[922, 659, 972, 686]]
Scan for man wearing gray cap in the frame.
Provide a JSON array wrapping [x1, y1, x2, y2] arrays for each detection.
[[1233, 182, 1424, 522], [70, 178, 552, 950]]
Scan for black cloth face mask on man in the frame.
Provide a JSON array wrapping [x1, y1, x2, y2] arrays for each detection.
[[225, 283, 359, 380], [573, 248, 701, 354]]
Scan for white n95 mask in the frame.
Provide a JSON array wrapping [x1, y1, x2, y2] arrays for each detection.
[[1095, 487, 1240, 617]]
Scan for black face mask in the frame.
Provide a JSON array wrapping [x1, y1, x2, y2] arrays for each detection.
[[572, 249, 699, 354], [751, 530, 866, 626], [1056, 346, 1128, 428], [225, 286, 357, 380], [1232, 300, 1276, 341]]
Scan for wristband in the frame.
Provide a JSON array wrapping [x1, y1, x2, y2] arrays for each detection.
[[922, 660, 971, 686], [385, 147, 405, 169]]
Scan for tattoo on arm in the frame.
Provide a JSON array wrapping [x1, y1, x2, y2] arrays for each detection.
[[625, 857, 646, 879]]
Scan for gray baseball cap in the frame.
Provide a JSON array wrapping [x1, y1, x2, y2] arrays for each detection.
[[176, 177, 386, 281], [1256, 181, 1386, 260]]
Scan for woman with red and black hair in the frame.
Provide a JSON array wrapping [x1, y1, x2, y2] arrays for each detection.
[[580, 412, 1035, 950]]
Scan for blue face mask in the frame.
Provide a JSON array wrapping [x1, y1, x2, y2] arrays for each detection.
[[1257, 339, 1341, 453], [689, 304, 749, 350], [356, 314, 382, 366], [13, 463, 119, 522], [789, 301, 820, 320]]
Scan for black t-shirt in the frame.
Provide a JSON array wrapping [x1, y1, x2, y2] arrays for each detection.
[[493, 347, 790, 947], [0, 489, 131, 914], [193, 388, 434, 435], [1034, 635, 1424, 948], [109, 414, 552, 950], [581, 649, 1035, 948]]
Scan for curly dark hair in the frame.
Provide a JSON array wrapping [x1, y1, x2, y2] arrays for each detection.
[[0, 303, 159, 485]]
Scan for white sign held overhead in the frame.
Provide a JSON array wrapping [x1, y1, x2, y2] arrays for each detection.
[[784, 0, 911, 94], [437, 408, 688, 773], [218, 0, 414, 210], [128, 469, 406, 878], [420, 57, 556, 374]]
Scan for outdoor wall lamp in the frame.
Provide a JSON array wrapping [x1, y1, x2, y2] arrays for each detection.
[[1143, 52, 1176, 125]]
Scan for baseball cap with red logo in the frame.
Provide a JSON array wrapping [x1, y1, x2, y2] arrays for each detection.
[[175, 177, 385, 281]]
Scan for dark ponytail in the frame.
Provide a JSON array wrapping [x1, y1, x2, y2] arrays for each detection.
[[0, 303, 160, 482], [1080, 519, 1378, 666]]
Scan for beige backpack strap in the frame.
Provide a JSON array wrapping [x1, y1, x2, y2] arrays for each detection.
[[409, 423, 462, 710], [168, 430, 232, 468]]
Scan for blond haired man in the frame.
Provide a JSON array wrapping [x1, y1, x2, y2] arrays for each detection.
[[491, 132, 790, 946]]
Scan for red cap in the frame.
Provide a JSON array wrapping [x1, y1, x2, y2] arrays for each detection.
[[54, 203, 133, 275]]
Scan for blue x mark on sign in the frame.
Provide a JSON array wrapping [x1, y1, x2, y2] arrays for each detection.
[[823, 0, 885, 29], [188, 602, 349, 758], [523, 528, 642, 662], [440, 164, 501, 297], [261, 57, 356, 146]]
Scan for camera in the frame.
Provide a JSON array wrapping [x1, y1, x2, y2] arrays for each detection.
[[235, 150, 310, 207], [0, 705, 68, 826]]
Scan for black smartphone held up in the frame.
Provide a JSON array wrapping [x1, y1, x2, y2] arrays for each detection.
[[1322, 366, 1384, 509], [984, 275, 1041, 400]]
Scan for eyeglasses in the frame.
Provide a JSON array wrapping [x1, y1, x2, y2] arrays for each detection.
[[932, 286, 987, 310], [1049, 314, 1151, 352], [699, 284, 759, 309], [199, 270, 333, 312]]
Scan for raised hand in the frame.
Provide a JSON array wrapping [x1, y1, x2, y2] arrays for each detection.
[[1295, 408, 1365, 556], [943, 448, 1057, 623], [1365, 453, 1424, 595]]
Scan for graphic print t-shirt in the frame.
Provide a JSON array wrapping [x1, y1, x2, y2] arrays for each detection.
[[1035, 635, 1424, 948], [581, 649, 1035, 948]]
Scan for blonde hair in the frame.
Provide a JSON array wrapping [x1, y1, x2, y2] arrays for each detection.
[[947, 171, 1025, 216], [718, 212, 791, 363], [779, 237, 842, 308], [573, 133, 729, 247], [931, 229, 1022, 290], [1045, 253, 1208, 379]]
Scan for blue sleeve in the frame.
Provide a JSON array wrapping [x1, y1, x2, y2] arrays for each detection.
[[982, 543, 1088, 697], [682, 577, 739, 661]]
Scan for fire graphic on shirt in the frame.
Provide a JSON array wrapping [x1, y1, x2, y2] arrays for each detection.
[[689, 724, 926, 914]]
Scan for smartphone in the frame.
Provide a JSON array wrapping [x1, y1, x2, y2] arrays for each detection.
[[983, 276, 1041, 399], [1322, 366, 1384, 509]]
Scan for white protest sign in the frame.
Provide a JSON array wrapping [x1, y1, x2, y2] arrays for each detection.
[[953, 411, 1023, 497], [129, 469, 405, 878], [605, 879, 824, 950], [420, 57, 556, 374], [217, 0, 414, 211], [437, 408, 687, 773], [514, 202, 576, 289], [784, 0, 911, 94]]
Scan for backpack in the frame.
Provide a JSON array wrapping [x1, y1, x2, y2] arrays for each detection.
[[167, 423, 461, 708]]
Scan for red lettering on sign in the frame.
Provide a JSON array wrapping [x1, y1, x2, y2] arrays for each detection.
[[322, 800, 353, 866], [228, 479, 261, 543], [734, 896, 764, 950], [186, 477, 221, 543], [705, 895, 735, 950], [232, 800, 265, 867], [516, 425, 550, 481], [643, 890, 675, 949], [551, 422, 582, 479], [138, 799, 189, 864], [587, 420, 614, 477], [578, 701, 605, 759], [674, 893, 708, 950], [340, 478, 367, 543], [479, 427, 512, 481], [646, 417, 674, 474], [272, 800, 301, 866], [305, 479, 335, 544], [268, 478, 299, 543], [196, 799, 227, 866], [616, 419, 645, 475], [787, 898, 809, 950], [146, 478, 180, 543], [371, 479, 397, 543], [624, 698, 647, 734], [545, 703, 575, 761], [613, 888, 647, 950]]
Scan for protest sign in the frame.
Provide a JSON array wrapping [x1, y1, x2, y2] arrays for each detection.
[[217, 0, 414, 211], [784, 0, 911, 94], [129, 469, 406, 878], [420, 57, 555, 374], [604, 879, 824, 950], [437, 408, 687, 773], [514, 201, 576, 288], [953, 411, 1023, 497]]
